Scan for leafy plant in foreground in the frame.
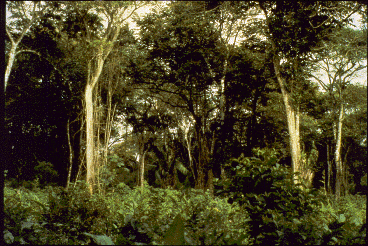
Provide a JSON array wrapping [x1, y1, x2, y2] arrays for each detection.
[[219, 148, 327, 245]]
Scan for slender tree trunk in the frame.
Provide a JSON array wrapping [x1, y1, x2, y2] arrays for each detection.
[[219, 59, 228, 123], [66, 119, 73, 190], [194, 121, 206, 190], [181, 114, 196, 183], [185, 131, 195, 181], [5, 45, 17, 91], [84, 46, 106, 195], [139, 150, 148, 191], [327, 143, 334, 194], [342, 146, 350, 195], [335, 103, 344, 199], [136, 132, 148, 191], [95, 88, 103, 195], [259, 4, 309, 187]]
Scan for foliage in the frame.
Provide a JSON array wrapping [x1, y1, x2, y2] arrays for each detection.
[[216, 147, 367, 245], [4, 178, 367, 245], [4, 1, 367, 245], [34, 161, 58, 188], [316, 194, 367, 244], [4, 181, 249, 245]]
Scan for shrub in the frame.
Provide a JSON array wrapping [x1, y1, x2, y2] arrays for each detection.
[[34, 161, 58, 188], [4, 186, 49, 244], [217, 148, 327, 245]]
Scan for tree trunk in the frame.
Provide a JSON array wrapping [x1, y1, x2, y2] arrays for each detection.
[[206, 169, 214, 196], [327, 143, 332, 194], [85, 83, 95, 195], [194, 120, 207, 190], [136, 132, 148, 190], [5, 1, 43, 92], [334, 103, 344, 199], [139, 150, 148, 191], [66, 119, 73, 190], [272, 55, 302, 185], [5, 45, 17, 91], [342, 146, 350, 195], [84, 46, 106, 195], [182, 116, 196, 181], [219, 59, 228, 123]]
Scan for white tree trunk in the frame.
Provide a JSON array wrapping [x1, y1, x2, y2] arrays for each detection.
[[140, 150, 148, 191], [85, 83, 95, 194], [5, 45, 17, 91], [273, 56, 302, 185], [335, 103, 344, 198]]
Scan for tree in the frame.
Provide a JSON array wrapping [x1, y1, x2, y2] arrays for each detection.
[[133, 1, 241, 192], [5, 1, 52, 92], [4, 3, 84, 186], [258, 1, 364, 187], [65, 1, 146, 194], [128, 1, 288, 192], [308, 27, 367, 197]]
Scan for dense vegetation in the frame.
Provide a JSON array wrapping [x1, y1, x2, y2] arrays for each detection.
[[4, 1, 367, 245], [4, 149, 366, 244]]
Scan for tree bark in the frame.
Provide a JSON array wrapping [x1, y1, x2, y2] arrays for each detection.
[[85, 83, 95, 194], [139, 150, 148, 191], [259, 4, 305, 186], [5, 45, 17, 91], [272, 55, 303, 185], [334, 103, 344, 198], [77, 1, 144, 195], [66, 119, 73, 190], [219, 59, 228, 123]]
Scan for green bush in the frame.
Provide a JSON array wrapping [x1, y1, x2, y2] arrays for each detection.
[[4, 186, 49, 244], [34, 161, 58, 188], [217, 148, 329, 245], [315, 194, 367, 245]]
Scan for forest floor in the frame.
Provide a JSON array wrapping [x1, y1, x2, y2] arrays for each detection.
[[4, 181, 367, 245]]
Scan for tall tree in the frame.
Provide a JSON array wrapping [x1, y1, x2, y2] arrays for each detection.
[[66, 1, 146, 194], [133, 1, 224, 191], [309, 27, 367, 197], [258, 1, 364, 186]]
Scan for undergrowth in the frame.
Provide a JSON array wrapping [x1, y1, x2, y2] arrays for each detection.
[[4, 149, 366, 245]]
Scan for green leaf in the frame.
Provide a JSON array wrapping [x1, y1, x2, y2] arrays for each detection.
[[338, 214, 346, 223], [228, 232, 249, 245], [82, 233, 114, 245], [163, 213, 186, 245]]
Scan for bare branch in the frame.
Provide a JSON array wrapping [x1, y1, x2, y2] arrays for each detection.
[[6, 27, 15, 44]]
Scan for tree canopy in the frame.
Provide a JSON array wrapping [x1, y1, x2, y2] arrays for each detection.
[[5, 1, 367, 196]]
